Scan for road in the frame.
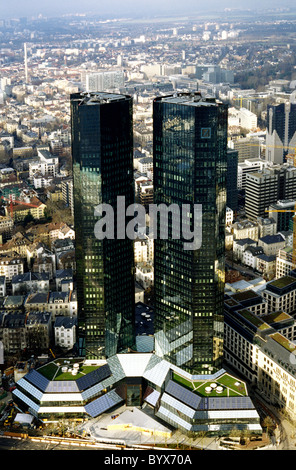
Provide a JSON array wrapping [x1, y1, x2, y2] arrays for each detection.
[[225, 259, 257, 279], [252, 393, 296, 450], [0, 436, 86, 450]]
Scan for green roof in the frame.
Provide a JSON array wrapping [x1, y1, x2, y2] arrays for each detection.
[[269, 276, 296, 289], [231, 290, 259, 302], [237, 309, 271, 331], [262, 311, 291, 324], [37, 359, 100, 381], [172, 371, 247, 397], [270, 332, 296, 353]]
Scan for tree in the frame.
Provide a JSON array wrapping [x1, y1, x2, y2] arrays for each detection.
[[196, 430, 208, 449], [45, 199, 73, 226], [23, 212, 34, 226], [262, 416, 274, 436]]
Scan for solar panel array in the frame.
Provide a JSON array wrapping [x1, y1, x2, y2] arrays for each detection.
[[161, 392, 196, 419], [13, 388, 40, 413], [165, 380, 202, 410], [46, 380, 80, 393], [84, 389, 124, 418], [199, 396, 255, 410], [156, 405, 192, 431], [76, 364, 112, 391], [17, 377, 44, 401], [25, 369, 50, 392]]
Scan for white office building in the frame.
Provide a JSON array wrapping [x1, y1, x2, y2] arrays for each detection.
[[85, 71, 125, 92]]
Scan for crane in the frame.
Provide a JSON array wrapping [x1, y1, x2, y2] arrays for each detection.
[[232, 96, 258, 110], [1, 195, 39, 218]]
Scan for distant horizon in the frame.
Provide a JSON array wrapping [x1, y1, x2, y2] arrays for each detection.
[[2, 0, 296, 20]]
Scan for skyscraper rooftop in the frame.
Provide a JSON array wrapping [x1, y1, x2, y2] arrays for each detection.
[[71, 91, 129, 105]]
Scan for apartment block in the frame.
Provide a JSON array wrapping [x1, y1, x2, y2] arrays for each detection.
[[224, 300, 296, 421], [228, 136, 260, 163], [54, 316, 77, 350], [29, 148, 59, 179], [233, 219, 259, 241], [85, 70, 125, 92], [276, 248, 293, 279], [261, 275, 296, 315], [25, 291, 77, 321], [257, 217, 277, 238], [225, 289, 268, 317], [0, 311, 52, 354], [0, 256, 24, 281], [258, 234, 285, 256]]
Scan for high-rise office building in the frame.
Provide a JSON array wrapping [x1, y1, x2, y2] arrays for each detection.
[[237, 159, 268, 190], [228, 135, 260, 162], [266, 98, 296, 164], [71, 92, 135, 359], [226, 149, 238, 212], [245, 165, 296, 220], [85, 71, 125, 93], [153, 92, 228, 375]]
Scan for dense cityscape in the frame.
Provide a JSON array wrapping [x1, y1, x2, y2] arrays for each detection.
[[1, 3, 296, 453]]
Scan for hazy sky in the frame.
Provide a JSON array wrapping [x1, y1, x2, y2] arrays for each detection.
[[2, 0, 296, 19]]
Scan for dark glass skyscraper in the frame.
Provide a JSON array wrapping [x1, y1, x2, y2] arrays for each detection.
[[153, 92, 228, 375], [71, 92, 135, 360], [226, 149, 238, 212]]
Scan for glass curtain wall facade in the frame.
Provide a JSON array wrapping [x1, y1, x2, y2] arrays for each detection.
[[71, 92, 135, 360], [153, 92, 228, 375]]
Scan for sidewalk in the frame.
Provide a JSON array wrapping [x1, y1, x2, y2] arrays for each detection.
[[76, 406, 274, 451]]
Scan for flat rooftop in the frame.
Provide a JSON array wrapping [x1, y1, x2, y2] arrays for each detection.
[[72, 92, 129, 105], [262, 311, 292, 324], [172, 370, 248, 397], [237, 309, 271, 331], [155, 92, 221, 107], [231, 290, 261, 302], [268, 275, 296, 289], [37, 358, 100, 381], [270, 332, 296, 354]]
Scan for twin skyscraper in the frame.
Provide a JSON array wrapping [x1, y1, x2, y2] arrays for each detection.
[[71, 91, 228, 376]]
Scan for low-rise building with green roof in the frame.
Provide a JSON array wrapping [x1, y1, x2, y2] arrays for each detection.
[[12, 353, 262, 436]]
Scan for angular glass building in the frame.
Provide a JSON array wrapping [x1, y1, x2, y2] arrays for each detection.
[[153, 92, 228, 375], [71, 92, 135, 360]]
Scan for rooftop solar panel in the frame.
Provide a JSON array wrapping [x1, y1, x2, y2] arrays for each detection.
[[13, 388, 40, 413], [165, 380, 202, 410], [200, 396, 255, 410], [46, 380, 80, 393], [84, 390, 124, 418], [76, 363, 111, 391], [25, 369, 50, 392], [17, 377, 44, 401]]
